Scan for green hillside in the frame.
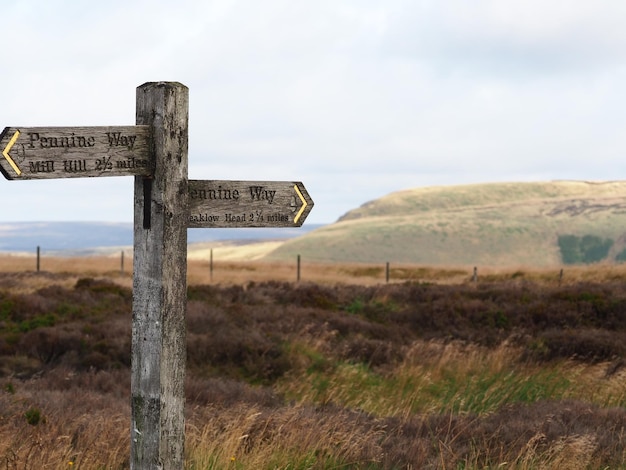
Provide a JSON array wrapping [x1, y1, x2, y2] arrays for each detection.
[[265, 181, 626, 267]]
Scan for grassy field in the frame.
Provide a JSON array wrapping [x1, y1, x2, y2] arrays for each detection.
[[5, 250, 626, 288], [2, 255, 626, 468]]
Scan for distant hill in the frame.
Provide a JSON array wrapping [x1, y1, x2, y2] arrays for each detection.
[[0, 222, 323, 256], [0, 222, 134, 254], [264, 181, 626, 267]]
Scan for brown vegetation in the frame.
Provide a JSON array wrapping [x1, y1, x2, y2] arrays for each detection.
[[2, 257, 626, 468]]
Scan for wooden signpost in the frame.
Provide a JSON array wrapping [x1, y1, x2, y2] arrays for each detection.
[[0, 126, 151, 179], [0, 81, 314, 469], [189, 179, 313, 228]]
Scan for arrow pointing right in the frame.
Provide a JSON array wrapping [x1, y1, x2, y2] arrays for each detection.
[[293, 183, 308, 224], [188, 179, 314, 228]]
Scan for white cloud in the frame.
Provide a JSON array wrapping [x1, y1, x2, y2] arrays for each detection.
[[382, 0, 626, 76], [2, 0, 626, 225]]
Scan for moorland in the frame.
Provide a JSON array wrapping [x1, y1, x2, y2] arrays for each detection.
[[268, 181, 626, 267], [2, 255, 626, 468]]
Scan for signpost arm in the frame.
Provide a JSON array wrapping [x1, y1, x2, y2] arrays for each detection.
[[131, 82, 189, 469]]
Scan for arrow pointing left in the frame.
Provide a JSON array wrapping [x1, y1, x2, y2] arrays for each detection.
[[2, 130, 21, 176], [0, 126, 152, 180]]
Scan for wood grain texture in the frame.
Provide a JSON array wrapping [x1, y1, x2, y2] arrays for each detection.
[[131, 82, 189, 470], [188, 179, 314, 228], [0, 126, 151, 180]]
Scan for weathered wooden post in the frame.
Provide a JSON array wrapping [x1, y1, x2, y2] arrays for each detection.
[[386, 262, 390, 283], [210, 248, 213, 282], [297, 254, 301, 282], [121, 250, 125, 274], [131, 82, 189, 469], [36, 246, 40, 272], [0, 81, 314, 469]]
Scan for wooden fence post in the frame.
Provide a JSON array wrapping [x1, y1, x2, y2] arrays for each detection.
[[121, 251, 125, 274], [36, 246, 40, 272], [297, 254, 301, 282], [131, 82, 189, 469], [386, 262, 390, 283]]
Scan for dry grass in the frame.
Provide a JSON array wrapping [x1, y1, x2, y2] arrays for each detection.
[[5, 250, 626, 291], [186, 260, 425, 286], [7, 248, 626, 291], [2, 253, 470, 288], [0, 370, 130, 469], [186, 404, 387, 468], [4, 257, 626, 468], [277, 338, 626, 419], [187, 240, 285, 261], [0, 254, 132, 293]]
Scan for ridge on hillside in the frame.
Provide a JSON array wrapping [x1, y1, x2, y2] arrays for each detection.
[[265, 181, 626, 267], [339, 181, 626, 221]]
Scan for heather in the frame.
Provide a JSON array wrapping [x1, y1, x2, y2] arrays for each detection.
[[1, 265, 626, 468]]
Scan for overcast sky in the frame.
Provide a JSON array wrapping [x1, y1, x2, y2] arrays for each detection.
[[3, 0, 626, 225]]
